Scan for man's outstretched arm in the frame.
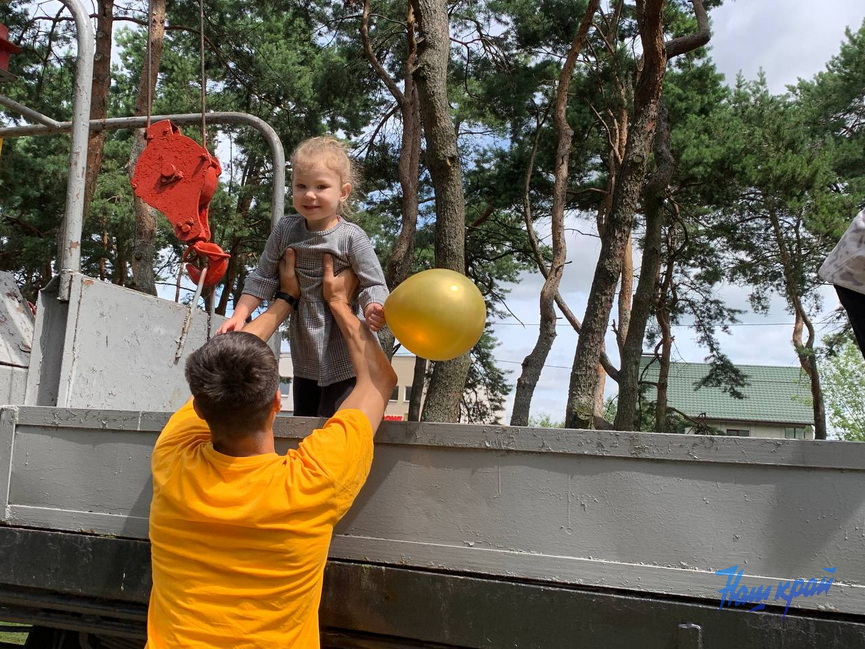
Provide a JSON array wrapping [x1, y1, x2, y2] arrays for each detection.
[[322, 253, 397, 432], [243, 249, 301, 342]]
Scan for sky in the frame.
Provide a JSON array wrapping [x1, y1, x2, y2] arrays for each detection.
[[487, 0, 865, 422]]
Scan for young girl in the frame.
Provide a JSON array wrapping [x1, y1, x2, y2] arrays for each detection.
[[217, 136, 389, 416]]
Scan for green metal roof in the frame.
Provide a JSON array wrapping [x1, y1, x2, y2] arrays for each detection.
[[637, 356, 814, 425]]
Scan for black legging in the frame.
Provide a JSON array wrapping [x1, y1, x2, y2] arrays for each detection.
[[836, 285, 865, 361], [292, 376, 356, 417]]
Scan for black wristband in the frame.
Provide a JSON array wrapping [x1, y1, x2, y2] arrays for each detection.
[[273, 291, 299, 309]]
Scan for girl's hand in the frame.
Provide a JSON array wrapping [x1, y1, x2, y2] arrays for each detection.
[[364, 303, 385, 332]]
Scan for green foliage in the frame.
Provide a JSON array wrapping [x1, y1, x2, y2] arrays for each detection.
[[527, 413, 565, 428], [820, 339, 865, 441], [461, 331, 512, 424], [633, 386, 697, 434], [694, 352, 748, 400], [795, 20, 865, 208], [3, 0, 865, 425], [0, 620, 27, 645]]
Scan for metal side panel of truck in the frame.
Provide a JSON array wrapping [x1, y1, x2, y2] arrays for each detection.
[[2, 400, 865, 648]]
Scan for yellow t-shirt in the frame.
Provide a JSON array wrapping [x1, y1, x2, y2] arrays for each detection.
[[146, 400, 373, 648]]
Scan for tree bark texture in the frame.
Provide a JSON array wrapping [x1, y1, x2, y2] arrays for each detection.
[[614, 0, 709, 430], [768, 210, 828, 439], [407, 355, 427, 421], [127, 0, 166, 296], [361, 1, 423, 362], [510, 0, 599, 427], [565, 0, 667, 429], [385, 90, 421, 288], [83, 0, 114, 224], [615, 102, 673, 430], [216, 154, 261, 313], [654, 237, 676, 432], [410, 0, 471, 422]]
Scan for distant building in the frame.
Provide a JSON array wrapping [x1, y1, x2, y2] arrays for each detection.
[[279, 353, 420, 420], [638, 356, 815, 439]]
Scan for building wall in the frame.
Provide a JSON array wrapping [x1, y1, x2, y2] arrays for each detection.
[[278, 353, 419, 420], [686, 420, 814, 440]]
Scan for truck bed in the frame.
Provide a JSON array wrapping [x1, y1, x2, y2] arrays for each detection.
[[2, 405, 865, 647]]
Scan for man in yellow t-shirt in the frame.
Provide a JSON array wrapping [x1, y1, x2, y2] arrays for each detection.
[[146, 251, 397, 648]]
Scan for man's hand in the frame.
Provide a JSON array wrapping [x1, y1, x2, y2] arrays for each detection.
[[239, 251, 297, 342], [324, 252, 397, 431], [364, 303, 386, 332], [279, 248, 301, 298], [216, 314, 245, 334], [322, 253, 359, 306]]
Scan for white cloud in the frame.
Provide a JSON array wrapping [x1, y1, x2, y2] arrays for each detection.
[[708, 0, 865, 94]]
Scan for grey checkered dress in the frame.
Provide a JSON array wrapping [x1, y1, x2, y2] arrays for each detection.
[[243, 214, 389, 386], [819, 209, 865, 294]]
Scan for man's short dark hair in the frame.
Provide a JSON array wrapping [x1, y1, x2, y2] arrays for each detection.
[[185, 332, 280, 436]]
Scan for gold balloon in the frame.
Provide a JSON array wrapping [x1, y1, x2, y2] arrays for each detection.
[[385, 269, 486, 361]]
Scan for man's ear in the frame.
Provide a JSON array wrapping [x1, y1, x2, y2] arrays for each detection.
[[272, 389, 282, 414], [192, 397, 205, 421]]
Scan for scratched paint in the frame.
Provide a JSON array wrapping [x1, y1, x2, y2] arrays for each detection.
[[3, 406, 864, 616], [24, 272, 226, 411]]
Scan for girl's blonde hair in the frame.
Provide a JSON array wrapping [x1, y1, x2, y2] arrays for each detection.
[[290, 136, 359, 216]]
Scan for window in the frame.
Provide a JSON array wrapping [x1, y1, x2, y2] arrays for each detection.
[[726, 429, 750, 437], [404, 385, 413, 402], [785, 427, 806, 440], [390, 387, 399, 402]]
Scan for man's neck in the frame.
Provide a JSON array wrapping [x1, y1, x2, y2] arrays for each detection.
[[212, 429, 276, 457]]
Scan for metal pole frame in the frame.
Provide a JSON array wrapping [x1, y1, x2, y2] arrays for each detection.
[[0, 4, 286, 299], [0, 111, 287, 232], [60, 0, 93, 299]]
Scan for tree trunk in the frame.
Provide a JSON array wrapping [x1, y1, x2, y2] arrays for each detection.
[[654, 237, 675, 432], [216, 236, 243, 313], [768, 210, 828, 439], [127, 0, 166, 295], [363, 0, 422, 292], [362, 1, 423, 363], [615, 0, 709, 429], [565, 0, 668, 429], [794, 311, 827, 440], [407, 355, 428, 421], [510, 0, 599, 426], [83, 0, 114, 255], [615, 102, 673, 430], [216, 159, 260, 314], [616, 239, 633, 355], [410, 0, 470, 422]]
